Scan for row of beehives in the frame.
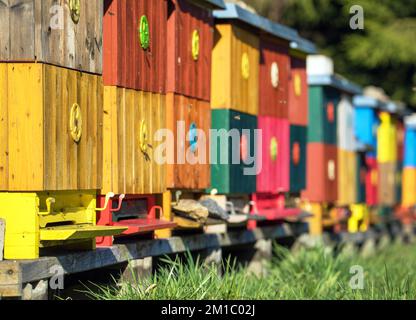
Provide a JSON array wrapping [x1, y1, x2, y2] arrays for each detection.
[[0, 0, 414, 260]]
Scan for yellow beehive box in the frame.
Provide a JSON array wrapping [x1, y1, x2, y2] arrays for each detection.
[[211, 24, 259, 115], [402, 167, 416, 208], [102, 87, 167, 195], [0, 63, 103, 191], [337, 149, 357, 206], [377, 112, 397, 163]]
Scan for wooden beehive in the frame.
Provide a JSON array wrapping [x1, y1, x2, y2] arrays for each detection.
[[0, 0, 103, 74], [402, 167, 416, 208], [337, 95, 356, 152], [102, 87, 166, 195], [166, 93, 211, 190], [288, 56, 308, 126], [289, 125, 307, 193], [0, 63, 102, 191], [356, 152, 367, 203], [167, 0, 219, 101], [259, 35, 290, 118], [211, 24, 259, 115], [377, 112, 398, 164], [302, 143, 338, 203], [308, 85, 340, 145], [365, 156, 378, 206], [210, 109, 257, 194], [103, 0, 167, 92], [337, 149, 357, 206], [256, 116, 289, 193]]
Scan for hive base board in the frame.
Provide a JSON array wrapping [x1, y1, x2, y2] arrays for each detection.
[[96, 194, 175, 247]]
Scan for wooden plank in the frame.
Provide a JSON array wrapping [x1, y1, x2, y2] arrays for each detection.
[[0, 261, 21, 298], [0, 0, 10, 60], [0, 64, 8, 190], [8, 224, 307, 284], [0, 219, 4, 261]]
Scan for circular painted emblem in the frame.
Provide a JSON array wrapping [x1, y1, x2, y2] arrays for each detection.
[[292, 142, 301, 165], [69, 0, 80, 24], [191, 30, 200, 61], [139, 15, 150, 50], [327, 102, 335, 123], [328, 160, 335, 181], [241, 53, 250, 80], [189, 122, 198, 153], [69, 103, 82, 143], [270, 137, 278, 161], [271, 62, 279, 88], [294, 73, 302, 97]]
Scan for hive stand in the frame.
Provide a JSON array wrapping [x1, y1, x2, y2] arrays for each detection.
[[96, 194, 177, 247]]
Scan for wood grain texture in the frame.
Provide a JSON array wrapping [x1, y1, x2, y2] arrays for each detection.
[[103, 0, 167, 93], [1, 0, 103, 74], [0, 63, 103, 191], [259, 36, 290, 118], [167, 0, 214, 101], [211, 24, 259, 115], [102, 87, 167, 195], [378, 162, 397, 206], [166, 93, 211, 190]]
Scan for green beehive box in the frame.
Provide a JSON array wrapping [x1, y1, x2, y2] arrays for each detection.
[[210, 109, 257, 194], [308, 86, 340, 145], [290, 125, 307, 192]]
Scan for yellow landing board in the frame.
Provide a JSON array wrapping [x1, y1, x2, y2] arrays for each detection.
[[40, 225, 127, 241]]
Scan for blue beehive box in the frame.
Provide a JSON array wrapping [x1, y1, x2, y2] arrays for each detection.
[[404, 115, 416, 168]]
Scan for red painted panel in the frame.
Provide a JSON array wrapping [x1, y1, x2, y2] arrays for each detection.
[[103, 0, 167, 93], [397, 120, 404, 162], [257, 116, 290, 193], [288, 57, 308, 126], [167, 0, 214, 101], [259, 36, 290, 118], [302, 143, 338, 202], [365, 157, 378, 206]]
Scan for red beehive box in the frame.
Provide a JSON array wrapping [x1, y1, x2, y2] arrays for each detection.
[[167, 0, 219, 101], [259, 36, 290, 118], [288, 56, 308, 126], [257, 116, 290, 193], [302, 143, 338, 203], [103, 0, 167, 93], [365, 156, 378, 206]]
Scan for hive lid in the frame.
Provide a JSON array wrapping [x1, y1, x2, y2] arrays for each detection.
[[405, 114, 416, 128], [213, 2, 298, 42], [290, 34, 317, 55], [308, 74, 362, 95], [307, 55, 334, 76], [353, 95, 385, 109]]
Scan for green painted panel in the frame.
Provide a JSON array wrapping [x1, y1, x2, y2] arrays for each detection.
[[290, 125, 307, 192], [210, 109, 257, 194], [356, 153, 366, 203], [308, 86, 340, 145]]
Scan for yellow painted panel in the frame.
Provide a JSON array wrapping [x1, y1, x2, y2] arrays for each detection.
[[0, 64, 8, 190], [402, 167, 416, 208], [40, 225, 127, 241], [211, 24, 259, 115], [1, 62, 103, 191], [348, 204, 370, 233], [301, 201, 323, 235], [7, 63, 44, 190], [102, 87, 167, 195], [337, 149, 357, 205], [377, 112, 397, 163]]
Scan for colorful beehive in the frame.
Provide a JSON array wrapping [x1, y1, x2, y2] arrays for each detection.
[[377, 111, 398, 164], [355, 147, 367, 204], [365, 156, 379, 206], [338, 149, 357, 206], [0, 63, 125, 259], [212, 3, 261, 115], [378, 162, 397, 206], [290, 125, 307, 192], [210, 109, 257, 194], [166, 0, 224, 190], [103, 0, 167, 92], [0, 0, 103, 74]]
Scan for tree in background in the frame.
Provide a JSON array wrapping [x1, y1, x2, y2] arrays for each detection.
[[241, 0, 416, 108]]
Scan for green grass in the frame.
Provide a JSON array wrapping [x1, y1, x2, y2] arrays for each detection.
[[85, 242, 416, 300]]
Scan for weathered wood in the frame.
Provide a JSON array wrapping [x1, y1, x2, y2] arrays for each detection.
[[0, 224, 306, 286], [1, 0, 102, 74], [0, 219, 4, 261], [0, 63, 103, 191], [0, 261, 21, 298], [121, 257, 153, 284]]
